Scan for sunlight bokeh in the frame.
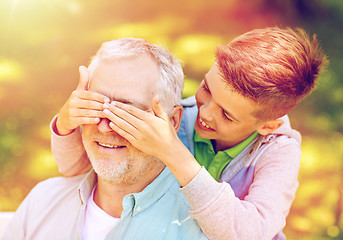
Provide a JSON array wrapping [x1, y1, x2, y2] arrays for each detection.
[[1, 0, 342, 239], [0, 59, 23, 83]]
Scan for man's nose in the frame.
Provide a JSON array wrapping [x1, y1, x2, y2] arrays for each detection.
[[97, 118, 114, 134]]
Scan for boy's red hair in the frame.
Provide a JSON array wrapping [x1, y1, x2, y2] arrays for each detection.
[[216, 27, 328, 120]]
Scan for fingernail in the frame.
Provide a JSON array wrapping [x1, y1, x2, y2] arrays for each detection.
[[94, 118, 100, 122], [103, 103, 110, 108], [111, 101, 116, 106], [103, 109, 110, 115], [104, 98, 110, 103]]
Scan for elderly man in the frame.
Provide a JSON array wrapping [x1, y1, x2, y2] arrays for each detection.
[[3, 39, 207, 240]]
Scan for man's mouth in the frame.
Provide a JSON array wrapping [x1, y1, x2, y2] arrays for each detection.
[[97, 141, 126, 149]]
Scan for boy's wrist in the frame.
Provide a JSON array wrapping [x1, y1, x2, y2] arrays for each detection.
[[160, 139, 202, 187], [159, 139, 186, 165], [54, 116, 75, 136]]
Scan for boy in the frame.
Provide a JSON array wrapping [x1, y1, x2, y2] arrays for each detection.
[[51, 27, 327, 239]]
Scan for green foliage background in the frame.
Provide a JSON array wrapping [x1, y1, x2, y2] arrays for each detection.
[[0, 0, 342, 239]]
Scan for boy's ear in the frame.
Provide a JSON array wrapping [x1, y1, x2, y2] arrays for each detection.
[[256, 119, 284, 136], [169, 105, 183, 132]]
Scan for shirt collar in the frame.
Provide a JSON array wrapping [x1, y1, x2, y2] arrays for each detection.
[[78, 170, 97, 205], [194, 131, 259, 158], [124, 167, 175, 217], [77, 167, 175, 217], [193, 131, 259, 180], [225, 131, 259, 158]]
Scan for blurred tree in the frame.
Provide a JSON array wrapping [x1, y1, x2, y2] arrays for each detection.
[[0, 0, 342, 238]]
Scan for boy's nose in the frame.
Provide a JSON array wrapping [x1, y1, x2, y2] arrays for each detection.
[[201, 100, 216, 122], [97, 118, 114, 134]]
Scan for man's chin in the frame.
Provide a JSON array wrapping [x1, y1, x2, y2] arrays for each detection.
[[92, 159, 132, 184], [86, 142, 165, 185]]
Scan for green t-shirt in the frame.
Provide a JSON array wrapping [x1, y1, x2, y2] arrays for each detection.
[[193, 131, 259, 181]]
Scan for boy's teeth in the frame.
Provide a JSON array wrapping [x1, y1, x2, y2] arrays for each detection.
[[200, 118, 211, 129]]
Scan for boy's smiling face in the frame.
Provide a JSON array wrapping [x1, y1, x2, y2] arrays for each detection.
[[195, 63, 264, 152]]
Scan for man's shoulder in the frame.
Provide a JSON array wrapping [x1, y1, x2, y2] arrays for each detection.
[[181, 95, 196, 107], [178, 96, 197, 154], [30, 174, 86, 199], [20, 174, 87, 218], [35, 174, 85, 189], [4, 174, 86, 239]]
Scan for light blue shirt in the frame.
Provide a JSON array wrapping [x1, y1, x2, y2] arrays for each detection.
[[4, 167, 207, 240], [104, 167, 207, 239]]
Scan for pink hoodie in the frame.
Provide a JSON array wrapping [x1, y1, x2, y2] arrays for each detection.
[[50, 109, 300, 240]]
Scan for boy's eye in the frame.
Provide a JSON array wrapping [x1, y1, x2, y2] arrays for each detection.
[[222, 111, 233, 122], [202, 82, 210, 92]]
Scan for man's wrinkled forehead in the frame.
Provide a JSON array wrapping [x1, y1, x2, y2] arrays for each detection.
[[89, 55, 159, 111]]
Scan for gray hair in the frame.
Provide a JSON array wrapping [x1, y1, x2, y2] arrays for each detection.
[[88, 38, 184, 112]]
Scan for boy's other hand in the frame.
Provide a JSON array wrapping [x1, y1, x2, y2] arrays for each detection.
[[56, 66, 110, 136]]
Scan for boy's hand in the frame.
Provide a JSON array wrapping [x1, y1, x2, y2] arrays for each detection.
[[103, 97, 202, 187], [102, 96, 180, 161], [56, 66, 110, 136]]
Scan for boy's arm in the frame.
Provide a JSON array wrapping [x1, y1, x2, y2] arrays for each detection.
[[51, 66, 109, 176], [101, 97, 299, 239], [102, 99, 202, 187], [180, 140, 300, 240], [51, 115, 91, 176]]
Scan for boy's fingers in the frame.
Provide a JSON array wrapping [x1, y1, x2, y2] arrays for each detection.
[[110, 101, 149, 120], [109, 122, 136, 144], [77, 66, 90, 90], [70, 109, 105, 118], [152, 95, 168, 120], [74, 90, 110, 103], [76, 66, 110, 103], [71, 99, 105, 111], [72, 117, 101, 125], [103, 109, 140, 136], [103, 108, 138, 129], [67, 117, 100, 128]]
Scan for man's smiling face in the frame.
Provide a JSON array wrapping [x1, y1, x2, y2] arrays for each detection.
[[82, 54, 164, 184]]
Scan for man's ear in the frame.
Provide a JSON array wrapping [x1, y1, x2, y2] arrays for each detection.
[[256, 119, 284, 136], [169, 105, 183, 132]]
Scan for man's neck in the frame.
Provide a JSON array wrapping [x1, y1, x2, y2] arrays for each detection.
[[93, 166, 165, 218]]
